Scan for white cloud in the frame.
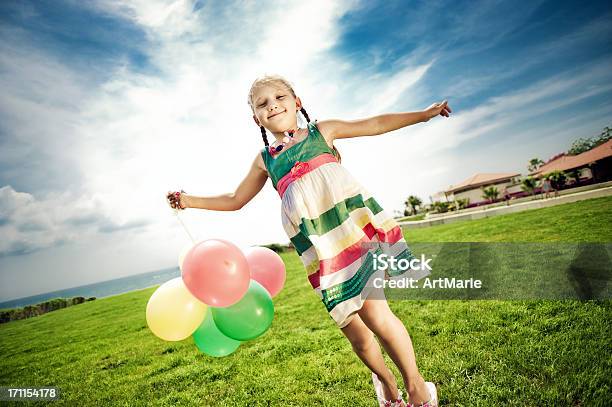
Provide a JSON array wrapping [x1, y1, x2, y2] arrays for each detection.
[[0, 185, 151, 257], [1, 0, 610, 300], [0, 0, 367, 299]]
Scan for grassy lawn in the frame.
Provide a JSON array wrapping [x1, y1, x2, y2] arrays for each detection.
[[395, 213, 426, 222], [1, 196, 611, 406], [405, 194, 612, 242]]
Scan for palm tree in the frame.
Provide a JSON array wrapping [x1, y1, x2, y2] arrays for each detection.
[[521, 176, 538, 198], [545, 170, 567, 190], [481, 186, 499, 203], [404, 195, 423, 216], [528, 158, 545, 173]]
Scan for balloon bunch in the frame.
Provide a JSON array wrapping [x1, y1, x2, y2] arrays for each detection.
[[146, 239, 286, 357]]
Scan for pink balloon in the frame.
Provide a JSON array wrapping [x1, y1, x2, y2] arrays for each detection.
[[182, 239, 250, 307], [243, 246, 286, 297]]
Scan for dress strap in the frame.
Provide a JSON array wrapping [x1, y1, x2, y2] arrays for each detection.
[[260, 148, 277, 190], [308, 120, 340, 161]]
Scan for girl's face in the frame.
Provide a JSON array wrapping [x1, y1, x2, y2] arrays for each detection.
[[251, 83, 301, 133]]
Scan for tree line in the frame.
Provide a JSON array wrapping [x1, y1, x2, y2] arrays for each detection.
[[0, 296, 96, 324]]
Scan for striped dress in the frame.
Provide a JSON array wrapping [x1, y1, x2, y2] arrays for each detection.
[[261, 120, 417, 329]]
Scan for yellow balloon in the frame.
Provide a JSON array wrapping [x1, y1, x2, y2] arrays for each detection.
[[146, 277, 207, 341]]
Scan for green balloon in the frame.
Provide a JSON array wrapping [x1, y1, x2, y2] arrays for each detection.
[[193, 308, 241, 357], [212, 279, 274, 341]]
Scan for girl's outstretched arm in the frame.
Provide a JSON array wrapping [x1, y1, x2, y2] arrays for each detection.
[[317, 100, 451, 142], [180, 153, 268, 211]]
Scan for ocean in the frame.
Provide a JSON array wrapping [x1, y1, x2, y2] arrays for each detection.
[[0, 267, 181, 310]]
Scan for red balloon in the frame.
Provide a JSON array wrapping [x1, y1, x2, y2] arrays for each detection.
[[182, 239, 250, 307], [243, 246, 286, 297]]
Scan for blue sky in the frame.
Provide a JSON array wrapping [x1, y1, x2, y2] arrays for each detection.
[[0, 0, 610, 301]]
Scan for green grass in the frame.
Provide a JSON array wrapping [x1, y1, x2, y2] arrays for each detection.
[[404, 195, 612, 242], [395, 213, 426, 222], [1, 196, 611, 406]]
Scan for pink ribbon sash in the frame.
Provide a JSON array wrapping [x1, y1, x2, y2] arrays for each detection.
[[277, 153, 338, 198]]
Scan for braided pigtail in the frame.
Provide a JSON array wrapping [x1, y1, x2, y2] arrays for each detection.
[[300, 106, 310, 123], [300, 106, 342, 163], [260, 126, 269, 147]]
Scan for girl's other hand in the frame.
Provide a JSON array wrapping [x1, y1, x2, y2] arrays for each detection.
[[166, 190, 187, 210], [423, 100, 452, 121]]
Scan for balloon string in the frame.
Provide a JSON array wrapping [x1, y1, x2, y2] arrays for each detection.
[[174, 209, 197, 244]]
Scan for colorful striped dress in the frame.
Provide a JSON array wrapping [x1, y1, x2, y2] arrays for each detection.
[[261, 120, 417, 329]]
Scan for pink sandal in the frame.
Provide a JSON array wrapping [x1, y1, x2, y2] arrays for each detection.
[[372, 372, 406, 407]]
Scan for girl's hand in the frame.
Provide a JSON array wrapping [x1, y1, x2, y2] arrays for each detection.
[[423, 100, 452, 121], [166, 190, 188, 210]]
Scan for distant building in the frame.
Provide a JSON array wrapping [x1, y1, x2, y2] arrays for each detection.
[[427, 140, 612, 210], [434, 173, 521, 207], [530, 139, 612, 184], [446, 173, 522, 206]]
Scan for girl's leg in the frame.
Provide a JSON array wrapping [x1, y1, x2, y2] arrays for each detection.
[[357, 295, 432, 405], [340, 313, 403, 402]]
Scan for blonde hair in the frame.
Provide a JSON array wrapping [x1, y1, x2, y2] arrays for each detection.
[[247, 74, 341, 162], [247, 74, 296, 111]]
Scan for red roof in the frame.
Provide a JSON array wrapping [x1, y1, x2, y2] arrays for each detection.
[[531, 139, 612, 176], [446, 172, 521, 193]]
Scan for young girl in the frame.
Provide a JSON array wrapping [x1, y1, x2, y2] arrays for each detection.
[[167, 74, 451, 407]]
